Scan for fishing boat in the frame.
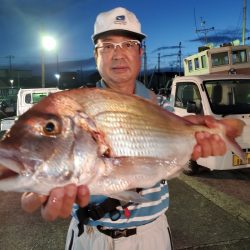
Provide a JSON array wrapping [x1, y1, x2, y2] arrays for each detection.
[[184, 0, 250, 76], [183, 41, 250, 76]]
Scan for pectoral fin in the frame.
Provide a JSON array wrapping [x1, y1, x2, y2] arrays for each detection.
[[108, 191, 150, 203], [100, 156, 184, 191]]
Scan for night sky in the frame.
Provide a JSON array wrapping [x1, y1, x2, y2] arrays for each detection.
[[0, 0, 248, 74]]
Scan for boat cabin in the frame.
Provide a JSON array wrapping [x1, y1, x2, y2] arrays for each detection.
[[184, 42, 250, 76]]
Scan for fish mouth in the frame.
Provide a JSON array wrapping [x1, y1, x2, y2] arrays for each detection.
[[0, 148, 41, 193], [0, 160, 25, 193], [0, 147, 26, 181], [0, 159, 23, 184], [0, 165, 19, 180]]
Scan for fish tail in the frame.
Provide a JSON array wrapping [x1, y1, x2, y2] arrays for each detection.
[[216, 119, 246, 161], [222, 134, 246, 161]]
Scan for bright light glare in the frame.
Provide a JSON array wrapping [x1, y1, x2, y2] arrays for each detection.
[[55, 74, 60, 79], [42, 36, 56, 51]]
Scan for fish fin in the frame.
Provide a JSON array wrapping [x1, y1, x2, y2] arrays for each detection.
[[217, 119, 246, 161], [108, 191, 151, 203], [222, 135, 246, 161], [203, 118, 246, 161], [103, 157, 185, 189]]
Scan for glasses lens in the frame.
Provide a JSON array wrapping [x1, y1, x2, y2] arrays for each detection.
[[96, 40, 140, 53]]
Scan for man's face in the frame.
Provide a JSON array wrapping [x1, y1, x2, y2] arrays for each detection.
[[95, 35, 143, 86]]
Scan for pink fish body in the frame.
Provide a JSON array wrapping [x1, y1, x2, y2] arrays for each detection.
[[0, 88, 245, 202]]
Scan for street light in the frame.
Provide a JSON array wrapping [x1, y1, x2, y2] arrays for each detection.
[[55, 73, 60, 88], [41, 35, 57, 88], [9, 79, 14, 88]]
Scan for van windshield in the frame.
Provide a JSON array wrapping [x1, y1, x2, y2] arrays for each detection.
[[204, 79, 250, 115], [25, 93, 48, 104], [32, 93, 48, 103]]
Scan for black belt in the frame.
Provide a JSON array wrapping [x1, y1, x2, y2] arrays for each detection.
[[97, 225, 136, 238], [76, 198, 122, 236]]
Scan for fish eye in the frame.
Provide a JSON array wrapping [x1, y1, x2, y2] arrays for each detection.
[[43, 120, 61, 135], [45, 122, 55, 132]]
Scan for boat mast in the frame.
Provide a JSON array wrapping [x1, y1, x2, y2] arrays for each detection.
[[242, 0, 247, 45]]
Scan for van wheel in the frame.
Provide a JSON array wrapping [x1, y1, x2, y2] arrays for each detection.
[[183, 160, 210, 176]]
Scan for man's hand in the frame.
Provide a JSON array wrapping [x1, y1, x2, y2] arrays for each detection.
[[21, 184, 90, 221], [184, 115, 236, 161]]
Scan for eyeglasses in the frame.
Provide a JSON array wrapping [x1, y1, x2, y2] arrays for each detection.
[[95, 40, 141, 53]]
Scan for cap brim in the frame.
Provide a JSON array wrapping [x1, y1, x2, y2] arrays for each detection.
[[92, 29, 146, 43]]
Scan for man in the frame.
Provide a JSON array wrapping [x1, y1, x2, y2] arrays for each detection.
[[21, 7, 229, 250]]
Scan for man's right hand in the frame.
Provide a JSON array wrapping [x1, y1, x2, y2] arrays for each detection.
[[21, 184, 90, 221]]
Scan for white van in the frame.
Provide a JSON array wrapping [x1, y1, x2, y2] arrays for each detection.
[[169, 74, 250, 174], [0, 87, 60, 133], [16, 88, 60, 116]]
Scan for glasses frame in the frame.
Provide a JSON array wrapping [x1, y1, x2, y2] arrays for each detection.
[[95, 40, 141, 53]]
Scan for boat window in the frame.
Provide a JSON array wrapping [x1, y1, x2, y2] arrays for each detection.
[[201, 55, 207, 68], [232, 49, 247, 64], [211, 52, 229, 67], [194, 58, 199, 69], [188, 60, 193, 72]]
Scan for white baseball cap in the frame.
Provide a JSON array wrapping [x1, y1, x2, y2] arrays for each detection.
[[92, 7, 146, 43]]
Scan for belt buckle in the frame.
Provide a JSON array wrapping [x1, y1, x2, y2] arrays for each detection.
[[112, 229, 128, 238]]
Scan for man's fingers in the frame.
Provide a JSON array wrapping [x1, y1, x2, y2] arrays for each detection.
[[211, 134, 226, 156], [21, 185, 90, 221], [41, 188, 64, 221], [76, 185, 90, 207], [21, 192, 48, 213], [59, 184, 77, 219], [191, 145, 202, 161], [194, 132, 227, 159]]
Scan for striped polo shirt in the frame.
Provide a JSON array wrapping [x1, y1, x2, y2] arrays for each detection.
[[72, 80, 169, 229]]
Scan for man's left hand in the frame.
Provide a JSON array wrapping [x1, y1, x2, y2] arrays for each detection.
[[184, 115, 230, 161]]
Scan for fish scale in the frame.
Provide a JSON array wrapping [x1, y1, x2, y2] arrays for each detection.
[[0, 88, 245, 200]]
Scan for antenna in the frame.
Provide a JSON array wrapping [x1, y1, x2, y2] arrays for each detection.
[[157, 53, 161, 73], [193, 8, 198, 31], [6, 55, 15, 81], [195, 17, 214, 43], [178, 42, 182, 76], [242, 0, 247, 45]]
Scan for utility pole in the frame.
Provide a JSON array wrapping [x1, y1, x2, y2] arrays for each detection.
[[6, 55, 15, 84], [242, 0, 247, 45], [143, 41, 148, 86], [157, 53, 161, 73], [157, 53, 161, 91], [196, 17, 214, 44], [56, 53, 59, 75], [41, 49, 45, 88], [6, 55, 14, 72], [178, 42, 182, 76]]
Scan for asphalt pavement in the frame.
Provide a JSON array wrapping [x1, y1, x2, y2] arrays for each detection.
[[0, 173, 249, 250], [167, 175, 250, 250]]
